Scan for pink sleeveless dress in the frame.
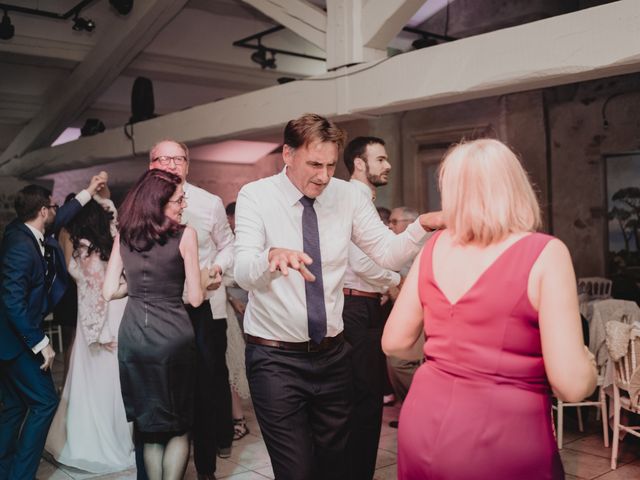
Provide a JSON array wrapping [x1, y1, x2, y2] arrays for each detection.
[[397, 231, 564, 480]]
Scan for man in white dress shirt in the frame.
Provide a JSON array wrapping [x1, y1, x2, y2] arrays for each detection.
[[149, 140, 235, 480], [234, 114, 441, 480], [341, 136, 402, 479]]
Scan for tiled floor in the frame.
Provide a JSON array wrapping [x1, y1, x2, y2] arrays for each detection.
[[37, 357, 640, 480]]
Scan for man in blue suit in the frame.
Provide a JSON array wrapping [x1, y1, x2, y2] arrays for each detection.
[[0, 175, 105, 480]]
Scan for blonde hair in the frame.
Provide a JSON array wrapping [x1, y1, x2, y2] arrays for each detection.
[[439, 138, 541, 246]]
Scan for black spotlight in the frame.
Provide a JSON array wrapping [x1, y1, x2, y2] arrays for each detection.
[[412, 37, 438, 50], [0, 11, 14, 40], [72, 15, 96, 32], [251, 46, 276, 69], [109, 0, 134, 15], [80, 118, 106, 137]]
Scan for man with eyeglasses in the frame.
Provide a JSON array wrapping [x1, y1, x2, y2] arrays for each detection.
[[0, 174, 106, 480], [386, 206, 423, 429], [149, 140, 234, 480]]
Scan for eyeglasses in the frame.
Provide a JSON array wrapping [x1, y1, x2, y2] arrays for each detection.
[[152, 155, 188, 166], [168, 194, 187, 205], [389, 218, 411, 225], [46, 204, 59, 211]]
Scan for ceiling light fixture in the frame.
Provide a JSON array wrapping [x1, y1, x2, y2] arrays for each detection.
[[109, 0, 133, 16], [234, 25, 325, 69], [72, 14, 95, 32], [403, 26, 457, 50], [0, 1, 117, 36], [251, 43, 277, 69], [0, 10, 14, 40]]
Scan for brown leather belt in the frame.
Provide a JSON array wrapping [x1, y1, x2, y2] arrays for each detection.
[[343, 288, 381, 299], [245, 333, 344, 353]]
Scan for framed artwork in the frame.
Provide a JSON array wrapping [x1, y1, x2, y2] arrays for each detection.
[[605, 153, 640, 281]]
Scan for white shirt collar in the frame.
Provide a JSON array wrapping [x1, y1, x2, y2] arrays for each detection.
[[24, 223, 44, 244]]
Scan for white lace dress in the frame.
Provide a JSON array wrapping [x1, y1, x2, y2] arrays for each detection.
[[45, 238, 135, 473]]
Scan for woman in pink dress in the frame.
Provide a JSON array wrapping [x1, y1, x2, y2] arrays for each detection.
[[382, 139, 597, 479]]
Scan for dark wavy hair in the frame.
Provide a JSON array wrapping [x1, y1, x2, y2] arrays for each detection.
[[118, 169, 184, 252], [66, 199, 114, 261]]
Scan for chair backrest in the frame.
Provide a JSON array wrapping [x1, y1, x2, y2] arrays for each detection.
[[606, 322, 640, 410], [578, 277, 612, 300]]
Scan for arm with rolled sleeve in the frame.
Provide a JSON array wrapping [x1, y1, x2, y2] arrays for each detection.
[[351, 192, 429, 271], [233, 186, 275, 291], [0, 239, 46, 352], [209, 197, 235, 274], [349, 243, 401, 289]]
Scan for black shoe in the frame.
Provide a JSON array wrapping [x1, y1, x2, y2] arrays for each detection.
[[218, 446, 231, 458], [389, 420, 399, 428]]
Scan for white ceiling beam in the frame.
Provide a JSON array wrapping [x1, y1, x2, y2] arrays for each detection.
[[362, 0, 426, 49], [326, 0, 386, 69], [240, 0, 327, 49], [3, 0, 639, 177], [0, 0, 190, 166]]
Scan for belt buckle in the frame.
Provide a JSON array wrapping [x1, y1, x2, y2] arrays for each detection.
[[307, 340, 321, 353]]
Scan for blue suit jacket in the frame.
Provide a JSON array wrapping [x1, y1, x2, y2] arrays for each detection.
[[0, 199, 82, 361]]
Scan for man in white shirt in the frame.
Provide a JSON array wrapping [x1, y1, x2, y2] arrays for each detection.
[[149, 141, 235, 480], [234, 114, 441, 480], [341, 136, 402, 480]]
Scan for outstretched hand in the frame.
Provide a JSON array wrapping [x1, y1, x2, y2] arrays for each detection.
[[419, 210, 445, 232], [86, 171, 108, 196], [268, 248, 316, 282]]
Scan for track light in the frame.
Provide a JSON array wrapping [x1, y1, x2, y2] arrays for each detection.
[[251, 46, 276, 69], [109, 0, 134, 15], [0, 10, 14, 40], [72, 14, 95, 32], [412, 37, 438, 50]]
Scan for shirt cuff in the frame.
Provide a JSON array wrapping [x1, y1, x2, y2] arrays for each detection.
[[405, 219, 429, 244], [390, 271, 401, 287], [32, 335, 49, 354], [75, 190, 91, 206]]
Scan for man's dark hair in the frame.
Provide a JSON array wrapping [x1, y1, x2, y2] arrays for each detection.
[[225, 201, 236, 216], [14, 184, 52, 222], [343, 136, 385, 175]]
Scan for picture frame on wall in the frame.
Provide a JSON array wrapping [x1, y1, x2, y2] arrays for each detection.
[[605, 153, 640, 286]]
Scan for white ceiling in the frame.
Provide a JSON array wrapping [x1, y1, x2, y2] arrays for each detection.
[[1, 0, 623, 169]]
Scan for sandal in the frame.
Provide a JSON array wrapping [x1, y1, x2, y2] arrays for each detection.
[[233, 417, 249, 441]]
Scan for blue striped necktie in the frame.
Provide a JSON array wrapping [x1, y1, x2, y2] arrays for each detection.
[[300, 196, 327, 344]]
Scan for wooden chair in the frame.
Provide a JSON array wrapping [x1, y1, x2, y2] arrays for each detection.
[[606, 321, 640, 469], [578, 277, 612, 300], [553, 379, 609, 449]]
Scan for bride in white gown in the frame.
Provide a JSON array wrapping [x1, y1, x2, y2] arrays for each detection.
[[46, 191, 134, 474]]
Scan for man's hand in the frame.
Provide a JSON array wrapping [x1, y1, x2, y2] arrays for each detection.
[[205, 264, 223, 291], [86, 171, 108, 196], [40, 344, 55, 371], [419, 210, 445, 232], [268, 248, 315, 281], [229, 297, 246, 316], [388, 276, 405, 302]]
